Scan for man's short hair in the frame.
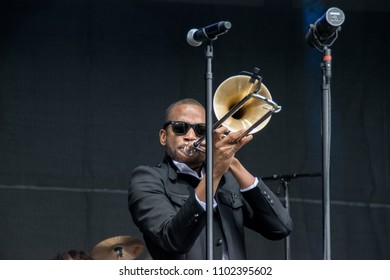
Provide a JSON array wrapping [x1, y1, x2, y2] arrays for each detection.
[[163, 98, 204, 124]]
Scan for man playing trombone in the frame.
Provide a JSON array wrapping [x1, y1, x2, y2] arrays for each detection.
[[128, 98, 292, 260]]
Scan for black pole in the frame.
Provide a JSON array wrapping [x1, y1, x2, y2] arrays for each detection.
[[321, 46, 332, 260], [281, 179, 291, 260], [205, 41, 214, 260]]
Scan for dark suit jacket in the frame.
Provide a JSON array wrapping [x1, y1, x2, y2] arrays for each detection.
[[128, 156, 292, 260]]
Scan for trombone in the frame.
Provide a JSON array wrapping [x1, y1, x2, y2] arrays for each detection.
[[184, 68, 281, 156]]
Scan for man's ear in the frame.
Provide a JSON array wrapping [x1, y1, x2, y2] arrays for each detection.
[[159, 129, 167, 146]]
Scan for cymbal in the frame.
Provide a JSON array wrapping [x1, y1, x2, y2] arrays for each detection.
[[91, 236, 144, 260]]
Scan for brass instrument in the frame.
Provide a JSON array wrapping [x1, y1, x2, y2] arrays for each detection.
[[184, 68, 281, 156]]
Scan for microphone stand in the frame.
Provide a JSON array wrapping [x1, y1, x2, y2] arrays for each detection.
[[262, 172, 322, 260], [189, 22, 231, 260], [321, 46, 332, 260], [309, 27, 340, 260], [204, 41, 214, 260]]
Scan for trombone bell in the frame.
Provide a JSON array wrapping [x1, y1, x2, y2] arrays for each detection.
[[213, 75, 280, 134]]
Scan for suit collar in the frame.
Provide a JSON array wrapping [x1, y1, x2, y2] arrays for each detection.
[[163, 155, 178, 181]]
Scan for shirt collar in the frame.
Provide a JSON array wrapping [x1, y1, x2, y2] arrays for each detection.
[[173, 160, 204, 179]]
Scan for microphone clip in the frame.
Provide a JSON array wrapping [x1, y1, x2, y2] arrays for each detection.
[[309, 24, 341, 52]]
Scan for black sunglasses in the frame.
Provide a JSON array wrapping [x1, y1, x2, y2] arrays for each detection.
[[163, 121, 206, 137]]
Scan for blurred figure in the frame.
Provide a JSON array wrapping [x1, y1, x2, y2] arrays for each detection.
[[53, 250, 93, 260]]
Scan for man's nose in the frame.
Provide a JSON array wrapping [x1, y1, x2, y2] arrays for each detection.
[[184, 127, 197, 139]]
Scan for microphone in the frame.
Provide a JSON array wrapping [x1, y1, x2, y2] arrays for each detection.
[[186, 21, 232, 47], [305, 7, 345, 49]]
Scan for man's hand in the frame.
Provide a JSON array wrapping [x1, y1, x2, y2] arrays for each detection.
[[195, 126, 253, 202], [212, 126, 253, 179]]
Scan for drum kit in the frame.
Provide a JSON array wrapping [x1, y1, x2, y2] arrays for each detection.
[[91, 235, 149, 260]]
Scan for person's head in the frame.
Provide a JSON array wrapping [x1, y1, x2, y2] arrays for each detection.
[[160, 98, 206, 171]]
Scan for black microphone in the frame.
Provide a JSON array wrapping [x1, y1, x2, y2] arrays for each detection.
[[305, 7, 345, 49], [186, 21, 232, 47]]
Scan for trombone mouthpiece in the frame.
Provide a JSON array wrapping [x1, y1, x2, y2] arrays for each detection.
[[183, 145, 196, 157]]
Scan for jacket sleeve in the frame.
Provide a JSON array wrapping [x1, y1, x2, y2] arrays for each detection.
[[128, 165, 206, 254], [241, 177, 293, 240]]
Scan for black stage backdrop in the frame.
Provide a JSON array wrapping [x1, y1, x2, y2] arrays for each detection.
[[0, 0, 389, 260]]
